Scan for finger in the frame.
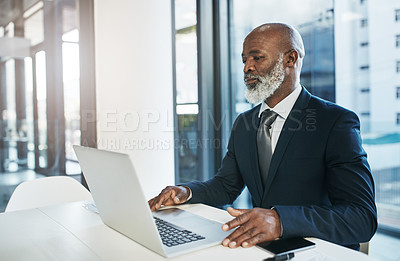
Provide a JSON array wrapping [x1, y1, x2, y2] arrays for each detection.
[[150, 190, 173, 210], [148, 198, 156, 210], [162, 197, 177, 206], [149, 197, 159, 211], [241, 233, 267, 248], [150, 198, 162, 211], [227, 207, 248, 217], [228, 227, 259, 248], [222, 209, 251, 231], [222, 219, 251, 247], [155, 190, 174, 208], [222, 220, 256, 247]]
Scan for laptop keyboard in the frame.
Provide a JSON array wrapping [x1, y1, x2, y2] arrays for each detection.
[[154, 217, 206, 247]]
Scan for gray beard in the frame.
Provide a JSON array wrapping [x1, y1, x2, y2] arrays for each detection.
[[244, 55, 285, 104]]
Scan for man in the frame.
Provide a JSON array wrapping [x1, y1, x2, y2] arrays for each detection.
[[148, 23, 377, 250]]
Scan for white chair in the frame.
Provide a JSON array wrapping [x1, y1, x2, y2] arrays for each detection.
[[5, 176, 93, 212]]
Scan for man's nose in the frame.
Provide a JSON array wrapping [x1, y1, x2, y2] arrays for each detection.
[[243, 60, 255, 73]]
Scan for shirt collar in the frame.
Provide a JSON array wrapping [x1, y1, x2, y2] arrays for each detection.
[[258, 86, 302, 120]]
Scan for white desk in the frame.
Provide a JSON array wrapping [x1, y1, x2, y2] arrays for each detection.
[[0, 201, 376, 261]]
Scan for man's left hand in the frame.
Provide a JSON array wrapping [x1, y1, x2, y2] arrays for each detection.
[[221, 207, 282, 248]]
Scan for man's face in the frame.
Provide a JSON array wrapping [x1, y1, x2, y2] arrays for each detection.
[[242, 33, 285, 104]]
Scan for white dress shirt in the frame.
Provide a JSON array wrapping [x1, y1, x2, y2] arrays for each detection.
[[258, 86, 302, 154], [185, 86, 302, 201]]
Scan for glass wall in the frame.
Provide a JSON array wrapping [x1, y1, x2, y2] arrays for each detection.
[[228, 0, 400, 234], [62, 29, 81, 175], [35, 50, 47, 168], [0, 0, 93, 211], [230, 0, 335, 122], [228, 0, 335, 208], [174, 0, 200, 183]]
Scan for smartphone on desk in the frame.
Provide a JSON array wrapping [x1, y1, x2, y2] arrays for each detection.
[[257, 237, 316, 255]]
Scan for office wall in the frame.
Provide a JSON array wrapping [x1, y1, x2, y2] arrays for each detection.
[[94, 0, 175, 197]]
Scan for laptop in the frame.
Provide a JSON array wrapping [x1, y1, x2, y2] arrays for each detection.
[[73, 145, 230, 258]]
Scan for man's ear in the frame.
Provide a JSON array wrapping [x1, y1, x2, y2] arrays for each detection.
[[286, 50, 299, 67]]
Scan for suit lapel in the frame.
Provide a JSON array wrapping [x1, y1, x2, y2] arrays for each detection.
[[262, 87, 312, 202]]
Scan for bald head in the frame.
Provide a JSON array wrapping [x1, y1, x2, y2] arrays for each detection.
[[241, 23, 305, 106], [246, 23, 305, 59]]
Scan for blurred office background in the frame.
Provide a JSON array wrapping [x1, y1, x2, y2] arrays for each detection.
[[0, 0, 399, 260]]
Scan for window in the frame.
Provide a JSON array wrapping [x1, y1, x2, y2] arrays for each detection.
[[173, 0, 200, 183], [361, 18, 368, 27], [229, 0, 335, 208], [396, 9, 400, 22], [397, 35, 400, 48], [0, 0, 96, 210], [227, 0, 400, 245], [230, 1, 335, 107], [62, 29, 81, 175]]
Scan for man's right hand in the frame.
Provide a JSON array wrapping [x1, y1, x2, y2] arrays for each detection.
[[148, 186, 190, 211]]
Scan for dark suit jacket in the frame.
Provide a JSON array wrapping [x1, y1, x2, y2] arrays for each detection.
[[184, 87, 377, 249]]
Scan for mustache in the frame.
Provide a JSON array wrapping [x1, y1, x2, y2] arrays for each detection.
[[244, 73, 262, 81]]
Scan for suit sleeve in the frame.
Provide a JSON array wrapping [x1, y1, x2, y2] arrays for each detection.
[[181, 118, 245, 207], [274, 111, 377, 246]]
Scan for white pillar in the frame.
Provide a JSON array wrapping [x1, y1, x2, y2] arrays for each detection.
[[94, 0, 175, 197]]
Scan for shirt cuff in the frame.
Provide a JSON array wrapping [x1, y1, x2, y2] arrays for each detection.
[[180, 185, 192, 201]]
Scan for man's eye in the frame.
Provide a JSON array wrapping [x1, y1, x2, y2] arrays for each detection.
[[242, 59, 247, 64], [254, 56, 264, 61]]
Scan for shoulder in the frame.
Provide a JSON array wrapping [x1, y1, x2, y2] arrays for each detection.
[[231, 104, 260, 130], [308, 92, 359, 122], [240, 104, 260, 118], [233, 104, 260, 124]]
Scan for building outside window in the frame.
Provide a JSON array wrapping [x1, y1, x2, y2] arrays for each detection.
[[397, 87, 400, 99], [361, 18, 368, 27], [173, 0, 400, 241], [229, 0, 335, 207], [228, 0, 400, 241], [396, 35, 400, 48], [396, 9, 400, 21]]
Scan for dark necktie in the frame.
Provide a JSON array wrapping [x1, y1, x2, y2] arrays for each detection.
[[257, 109, 279, 187]]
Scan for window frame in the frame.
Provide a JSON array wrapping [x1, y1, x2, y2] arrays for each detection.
[[360, 18, 368, 27], [395, 9, 400, 22]]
